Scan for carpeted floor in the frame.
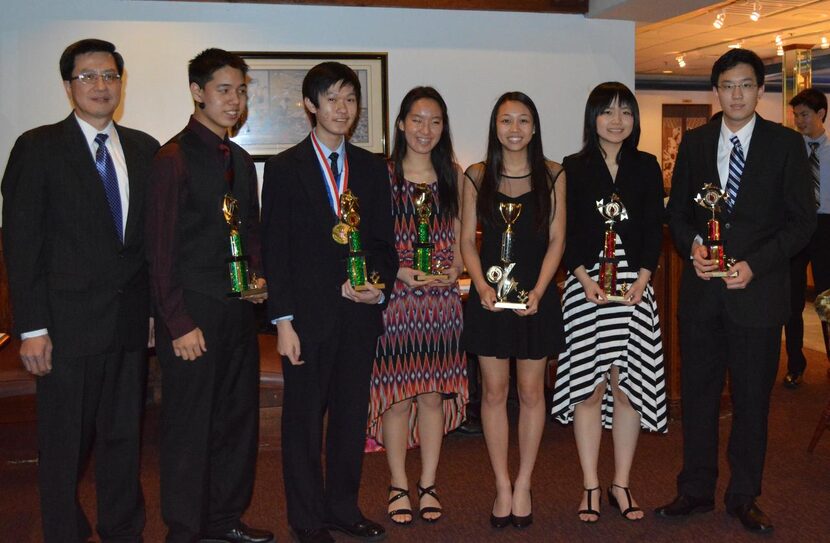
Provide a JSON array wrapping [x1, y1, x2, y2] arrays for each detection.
[[2, 347, 829, 542]]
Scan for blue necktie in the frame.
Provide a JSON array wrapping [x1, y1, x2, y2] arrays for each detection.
[[725, 135, 744, 212], [94, 133, 123, 243], [809, 141, 820, 208]]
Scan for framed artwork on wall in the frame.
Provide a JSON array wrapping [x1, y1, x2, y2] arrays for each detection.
[[231, 51, 389, 160], [661, 104, 711, 190]]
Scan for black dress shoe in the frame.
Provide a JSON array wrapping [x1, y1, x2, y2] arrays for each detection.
[[290, 527, 334, 543], [783, 371, 803, 388], [324, 517, 386, 541], [654, 495, 714, 517], [202, 523, 274, 543], [455, 417, 483, 435], [490, 512, 510, 529], [728, 502, 774, 533]]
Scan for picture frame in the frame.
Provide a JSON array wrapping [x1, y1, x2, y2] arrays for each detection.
[[231, 51, 389, 160]]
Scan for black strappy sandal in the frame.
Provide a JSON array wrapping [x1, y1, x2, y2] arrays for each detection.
[[608, 483, 644, 521], [387, 485, 413, 526], [417, 482, 443, 523], [579, 486, 601, 524]]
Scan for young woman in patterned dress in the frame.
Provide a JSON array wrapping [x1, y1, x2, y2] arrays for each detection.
[[366, 86, 467, 525], [551, 82, 667, 523]]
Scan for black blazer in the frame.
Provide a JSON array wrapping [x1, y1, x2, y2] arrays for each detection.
[[666, 116, 815, 327], [261, 136, 398, 343], [563, 147, 665, 274], [1, 114, 159, 357]]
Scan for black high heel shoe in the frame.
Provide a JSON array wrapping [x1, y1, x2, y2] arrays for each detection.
[[510, 490, 533, 529], [607, 484, 643, 521], [578, 487, 601, 524], [387, 485, 413, 526], [490, 496, 510, 529], [417, 482, 443, 523]]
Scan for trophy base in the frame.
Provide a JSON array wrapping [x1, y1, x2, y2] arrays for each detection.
[[227, 287, 268, 300], [706, 270, 738, 278], [415, 273, 450, 281], [494, 301, 527, 310], [354, 283, 386, 292], [605, 294, 628, 302]]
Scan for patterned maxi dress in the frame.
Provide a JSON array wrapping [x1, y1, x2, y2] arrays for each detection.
[[551, 235, 668, 433], [365, 165, 468, 451]]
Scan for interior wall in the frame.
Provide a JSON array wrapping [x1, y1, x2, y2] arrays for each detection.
[[0, 0, 634, 216]]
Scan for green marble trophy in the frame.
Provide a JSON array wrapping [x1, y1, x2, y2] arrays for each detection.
[[338, 190, 385, 292], [412, 183, 449, 281], [224, 194, 266, 299]]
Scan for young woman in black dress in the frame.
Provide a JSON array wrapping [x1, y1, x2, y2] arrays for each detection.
[[460, 92, 566, 529]]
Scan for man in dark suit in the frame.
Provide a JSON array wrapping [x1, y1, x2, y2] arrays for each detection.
[[658, 49, 815, 533], [1, 39, 159, 542], [146, 48, 273, 543], [783, 88, 830, 387], [261, 62, 397, 543]]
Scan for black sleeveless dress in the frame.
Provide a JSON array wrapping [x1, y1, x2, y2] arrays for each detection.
[[461, 188, 564, 360]]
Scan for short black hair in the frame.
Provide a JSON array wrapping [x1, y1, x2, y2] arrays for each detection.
[[302, 62, 361, 126], [188, 48, 248, 89], [790, 88, 828, 122], [710, 48, 765, 88], [59, 39, 123, 81]]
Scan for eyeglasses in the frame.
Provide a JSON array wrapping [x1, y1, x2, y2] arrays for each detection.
[[717, 82, 758, 92], [70, 71, 122, 85]]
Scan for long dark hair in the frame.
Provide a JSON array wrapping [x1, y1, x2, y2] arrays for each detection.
[[578, 82, 641, 163], [390, 86, 459, 218], [478, 91, 553, 231]]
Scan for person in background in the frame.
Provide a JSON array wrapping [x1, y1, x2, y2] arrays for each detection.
[[365, 86, 468, 526], [551, 81, 667, 524], [146, 48, 273, 543], [658, 48, 814, 534], [1, 38, 159, 543], [783, 88, 830, 388], [459, 91, 566, 530]]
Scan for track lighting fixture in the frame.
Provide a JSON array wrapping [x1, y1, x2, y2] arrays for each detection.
[[713, 10, 726, 29], [749, 3, 761, 22]]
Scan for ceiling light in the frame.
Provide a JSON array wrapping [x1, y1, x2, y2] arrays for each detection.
[[728, 42, 743, 49], [676, 54, 686, 68], [822, 37, 829, 49], [713, 10, 726, 29], [749, 3, 761, 22], [777, 45, 784, 56], [775, 34, 783, 46]]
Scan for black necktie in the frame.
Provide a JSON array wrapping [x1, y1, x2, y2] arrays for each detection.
[[329, 151, 340, 183], [809, 141, 820, 208]]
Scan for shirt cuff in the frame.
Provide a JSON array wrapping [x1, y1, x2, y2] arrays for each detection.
[[378, 293, 385, 304], [691, 235, 703, 259], [21, 328, 48, 339], [272, 315, 293, 325]]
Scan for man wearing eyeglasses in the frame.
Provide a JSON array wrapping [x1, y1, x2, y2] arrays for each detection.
[[660, 49, 815, 533], [1, 39, 158, 542]]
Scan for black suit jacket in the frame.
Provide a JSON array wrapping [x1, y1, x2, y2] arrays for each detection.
[[666, 116, 815, 327], [563, 147, 665, 274], [261, 136, 397, 343], [2, 114, 159, 357]]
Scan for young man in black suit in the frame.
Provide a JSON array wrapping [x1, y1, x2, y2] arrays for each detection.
[[146, 49, 273, 543], [262, 62, 397, 543], [659, 49, 815, 533], [783, 88, 830, 388], [1, 39, 159, 542]]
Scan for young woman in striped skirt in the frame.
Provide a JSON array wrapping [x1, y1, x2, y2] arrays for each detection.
[[551, 82, 667, 523]]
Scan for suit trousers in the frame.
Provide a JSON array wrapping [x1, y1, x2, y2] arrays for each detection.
[[281, 307, 378, 531], [157, 292, 259, 543], [785, 213, 830, 373], [36, 348, 146, 543], [677, 309, 780, 509]]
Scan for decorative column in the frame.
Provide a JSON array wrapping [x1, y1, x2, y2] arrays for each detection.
[[782, 44, 813, 128]]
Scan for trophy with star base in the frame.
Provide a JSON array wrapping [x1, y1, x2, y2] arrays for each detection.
[[223, 194, 267, 299], [486, 202, 528, 310], [334, 190, 385, 292], [596, 194, 630, 302], [694, 183, 736, 278], [412, 183, 449, 281]]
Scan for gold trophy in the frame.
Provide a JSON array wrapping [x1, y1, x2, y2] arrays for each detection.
[[336, 190, 385, 292], [694, 183, 736, 277], [596, 194, 630, 302], [223, 194, 266, 299], [412, 183, 449, 281], [486, 202, 528, 309]]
